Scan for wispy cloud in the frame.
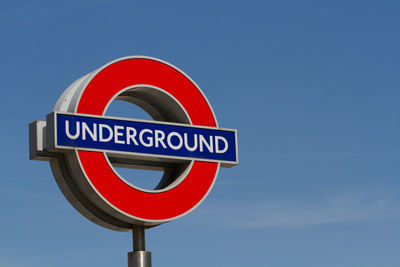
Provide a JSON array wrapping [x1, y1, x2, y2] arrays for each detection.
[[262, 151, 400, 159], [197, 189, 400, 228], [0, 257, 24, 267]]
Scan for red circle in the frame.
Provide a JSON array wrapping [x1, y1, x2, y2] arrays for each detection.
[[75, 58, 219, 221]]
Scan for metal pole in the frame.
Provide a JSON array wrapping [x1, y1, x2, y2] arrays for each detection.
[[128, 225, 152, 267]]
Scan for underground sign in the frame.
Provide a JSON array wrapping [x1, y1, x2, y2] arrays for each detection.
[[29, 56, 238, 231]]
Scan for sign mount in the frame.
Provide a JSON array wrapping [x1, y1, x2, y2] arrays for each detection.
[[29, 56, 238, 267]]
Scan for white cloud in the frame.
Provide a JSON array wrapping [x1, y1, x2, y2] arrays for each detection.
[[197, 189, 400, 228]]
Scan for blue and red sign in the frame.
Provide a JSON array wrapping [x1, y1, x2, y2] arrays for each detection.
[[50, 112, 237, 165], [30, 56, 238, 230]]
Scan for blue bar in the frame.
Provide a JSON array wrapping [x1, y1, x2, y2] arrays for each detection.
[[55, 113, 237, 164]]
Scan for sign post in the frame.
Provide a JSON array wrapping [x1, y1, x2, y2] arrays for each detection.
[[129, 225, 151, 267], [30, 56, 238, 266]]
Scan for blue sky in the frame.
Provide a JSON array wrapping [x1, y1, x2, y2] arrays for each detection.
[[1, 0, 400, 266]]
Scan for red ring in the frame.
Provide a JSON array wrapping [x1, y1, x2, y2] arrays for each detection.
[[75, 58, 219, 221]]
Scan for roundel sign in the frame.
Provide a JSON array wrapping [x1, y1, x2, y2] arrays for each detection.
[[30, 56, 238, 231]]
